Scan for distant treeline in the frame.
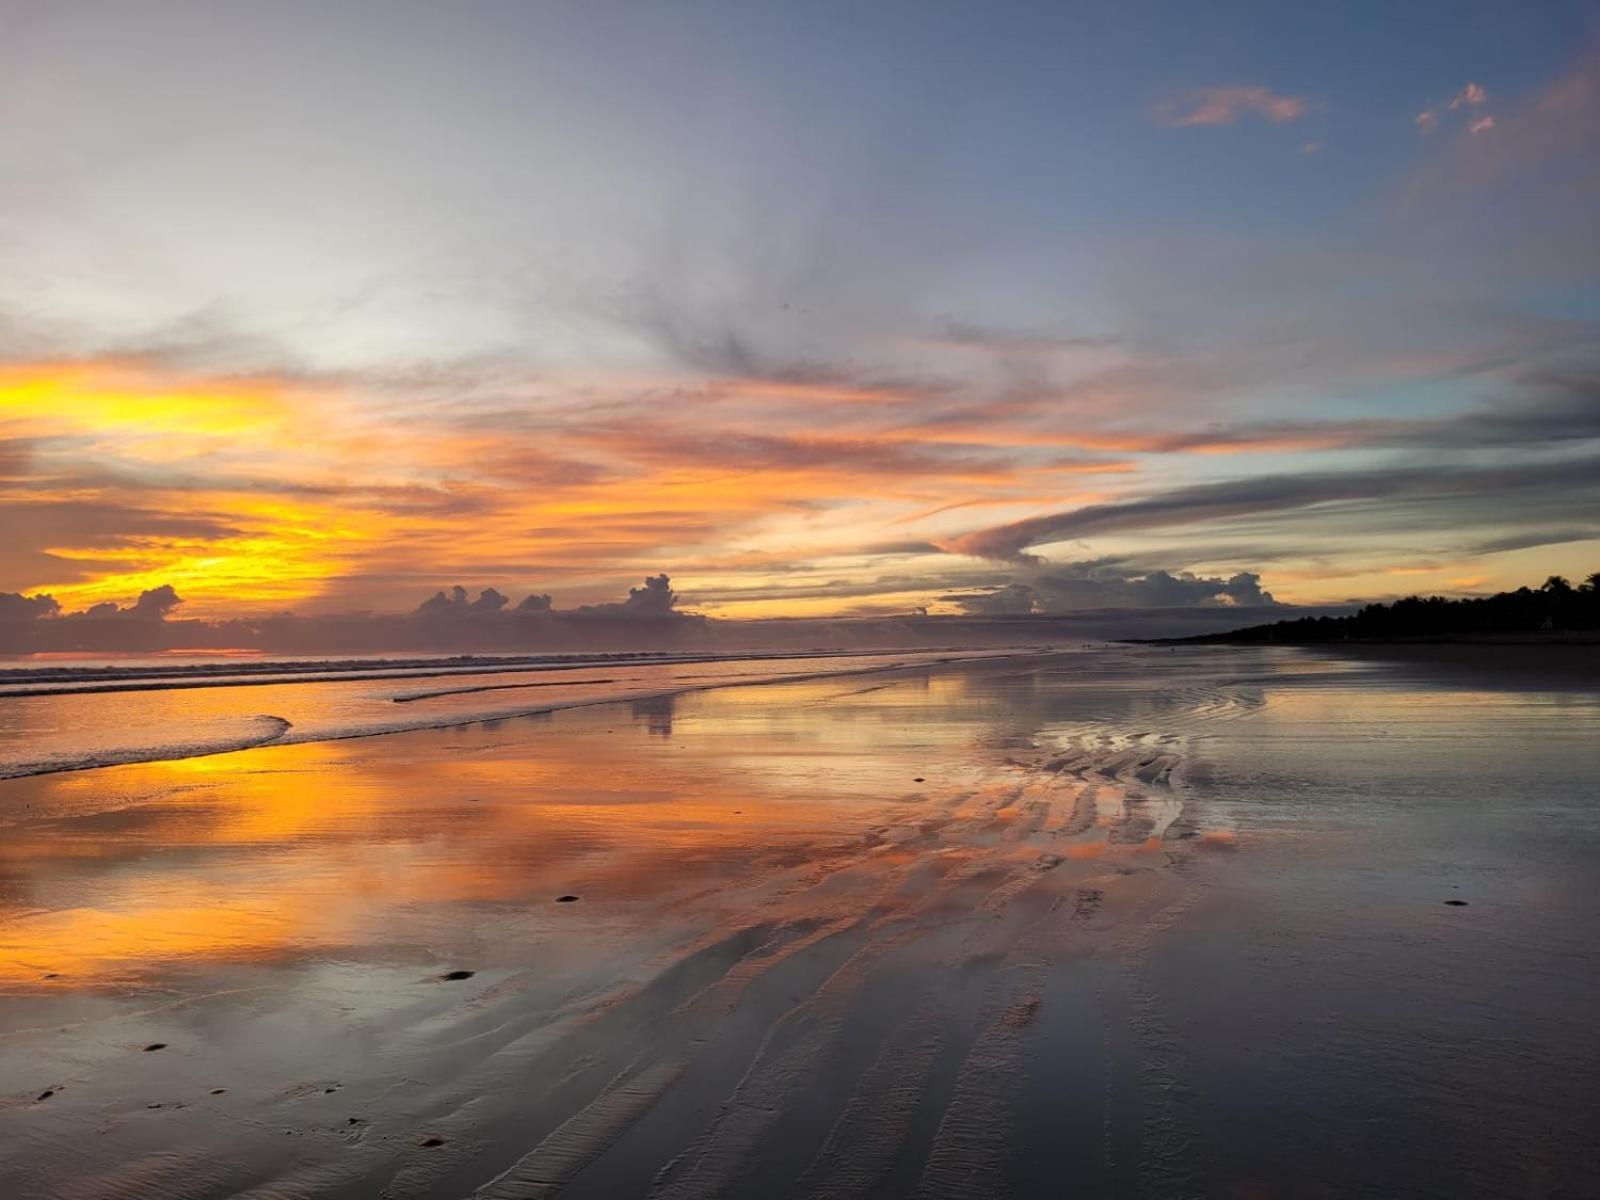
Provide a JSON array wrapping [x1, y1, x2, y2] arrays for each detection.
[[1161, 573, 1600, 644]]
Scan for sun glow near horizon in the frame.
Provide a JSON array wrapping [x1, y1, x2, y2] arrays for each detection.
[[5, 349, 1600, 623], [2, 6, 1598, 626], [3, 361, 1117, 618]]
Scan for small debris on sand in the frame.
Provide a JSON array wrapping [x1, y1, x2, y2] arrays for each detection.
[[419, 1135, 446, 1148], [143, 1043, 167, 1052], [1444, 899, 1469, 906], [210, 1089, 227, 1095], [914, 777, 925, 783], [441, 970, 475, 981], [36, 1089, 54, 1101], [555, 895, 580, 903]]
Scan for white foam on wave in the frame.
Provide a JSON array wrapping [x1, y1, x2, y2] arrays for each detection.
[[0, 648, 955, 698], [0, 714, 295, 783]]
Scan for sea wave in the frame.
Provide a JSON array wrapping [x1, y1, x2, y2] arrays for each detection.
[[0, 714, 296, 784], [0, 648, 967, 699], [0, 650, 1017, 780]]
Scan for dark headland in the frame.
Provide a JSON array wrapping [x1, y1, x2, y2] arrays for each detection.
[[1132, 573, 1600, 652]]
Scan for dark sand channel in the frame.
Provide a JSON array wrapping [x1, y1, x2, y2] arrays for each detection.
[[1, 647, 1598, 1197]]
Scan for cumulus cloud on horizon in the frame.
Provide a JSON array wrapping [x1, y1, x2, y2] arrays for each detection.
[[417, 585, 510, 616], [0, 576, 692, 626], [403, 579, 684, 624], [0, 584, 184, 622], [943, 562, 1278, 615], [0, 591, 61, 621], [412, 575, 688, 621], [572, 573, 681, 619]]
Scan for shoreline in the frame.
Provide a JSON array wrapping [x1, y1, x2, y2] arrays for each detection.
[[0, 649, 1029, 783], [0, 645, 1042, 699]]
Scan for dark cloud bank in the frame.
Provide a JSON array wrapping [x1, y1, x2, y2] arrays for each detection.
[[946, 452, 1600, 562], [944, 562, 1275, 615], [0, 570, 1341, 655], [0, 576, 701, 655]]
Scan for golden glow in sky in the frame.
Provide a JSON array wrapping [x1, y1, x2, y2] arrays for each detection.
[[2, 361, 1115, 617], [3, 351, 1597, 624]]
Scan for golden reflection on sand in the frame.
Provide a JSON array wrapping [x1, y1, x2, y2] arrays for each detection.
[[0, 676, 999, 989], [3, 652, 1597, 1199], [0, 662, 1228, 992]]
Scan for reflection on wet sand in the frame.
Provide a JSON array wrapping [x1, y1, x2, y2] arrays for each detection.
[[2, 647, 1598, 1199], [0, 662, 1183, 993]]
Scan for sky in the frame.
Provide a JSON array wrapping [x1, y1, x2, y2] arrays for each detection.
[[1, 0, 1598, 624]]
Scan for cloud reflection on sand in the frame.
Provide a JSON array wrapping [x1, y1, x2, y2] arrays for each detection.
[[0, 668, 1052, 988], [3, 648, 1597, 1200]]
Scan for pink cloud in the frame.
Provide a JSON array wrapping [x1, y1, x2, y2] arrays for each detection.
[[1418, 83, 1491, 136], [1398, 45, 1598, 257], [1158, 85, 1311, 127]]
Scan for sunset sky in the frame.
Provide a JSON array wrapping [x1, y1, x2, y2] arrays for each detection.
[[2, 1, 1598, 621]]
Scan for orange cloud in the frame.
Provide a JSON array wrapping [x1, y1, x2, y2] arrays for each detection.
[[4, 358, 1164, 617]]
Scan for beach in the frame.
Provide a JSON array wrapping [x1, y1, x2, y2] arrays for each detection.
[[2, 645, 1598, 1198]]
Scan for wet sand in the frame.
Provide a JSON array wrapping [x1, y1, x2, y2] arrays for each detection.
[[2, 647, 1598, 1197]]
